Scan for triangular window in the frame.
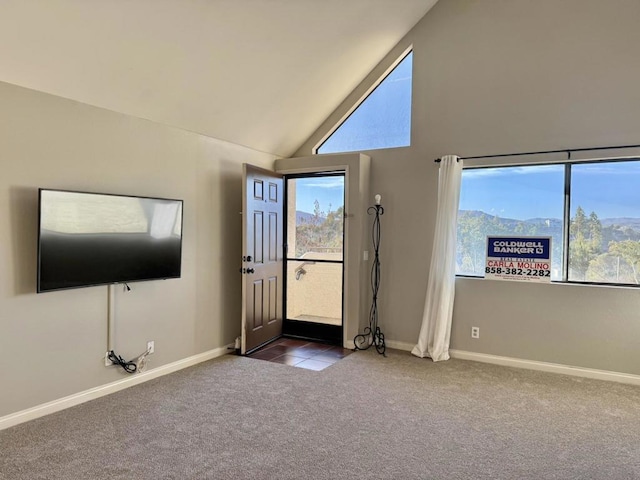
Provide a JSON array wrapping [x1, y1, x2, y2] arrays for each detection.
[[316, 51, 413, 154]]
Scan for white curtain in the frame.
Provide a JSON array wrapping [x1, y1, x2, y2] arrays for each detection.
[[411, 155, 463, 362]]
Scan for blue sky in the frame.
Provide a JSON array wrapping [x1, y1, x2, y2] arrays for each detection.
[[460, 162, 640, 220], [293, 176, 344, 214], [460, 165, 564, 220], [318, 52, 412, 154], [571, 162, 640, 219]]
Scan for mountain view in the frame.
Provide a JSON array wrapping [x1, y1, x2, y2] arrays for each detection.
[[293, 202, 343, 258], [296, 210, 321, 224], [457, 208, 640, 284]]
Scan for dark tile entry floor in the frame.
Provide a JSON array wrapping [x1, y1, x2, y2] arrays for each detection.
[[247, 337, 352, 371]]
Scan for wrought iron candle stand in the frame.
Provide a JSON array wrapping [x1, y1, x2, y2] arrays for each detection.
[[353, 196, 386, 356]]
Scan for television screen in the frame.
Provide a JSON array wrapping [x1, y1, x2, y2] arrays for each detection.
[[37, 189, 183, 293]]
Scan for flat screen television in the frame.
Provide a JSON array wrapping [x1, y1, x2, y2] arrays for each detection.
[[37, 189, 183, 293]]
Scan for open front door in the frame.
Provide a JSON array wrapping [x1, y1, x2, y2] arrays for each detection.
[[241, 164, 284, 354]]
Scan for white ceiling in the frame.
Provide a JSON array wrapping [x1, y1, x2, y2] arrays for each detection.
[[0, 0, 437, 157]]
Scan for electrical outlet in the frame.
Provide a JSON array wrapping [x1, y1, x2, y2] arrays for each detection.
[[105, 351, 113, 367], [471, 327, 480, 339], [147, 341, 155, 354]]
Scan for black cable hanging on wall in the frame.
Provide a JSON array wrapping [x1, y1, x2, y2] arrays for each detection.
[[353, 195, 386, 356]]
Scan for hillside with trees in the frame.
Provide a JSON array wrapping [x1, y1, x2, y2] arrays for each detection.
[[457, 206, 640, 284], [294, 200, 343, 258]]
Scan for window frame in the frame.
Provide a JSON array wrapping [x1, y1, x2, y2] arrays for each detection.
[[456, 156, 640, 288], [313, 46, 414, 155]]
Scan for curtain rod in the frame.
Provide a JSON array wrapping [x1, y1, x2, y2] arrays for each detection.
[[433, 143, 640, 163]]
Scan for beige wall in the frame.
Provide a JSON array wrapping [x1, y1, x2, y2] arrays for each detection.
[[0, 81, 275, 418], [295, 0, 640, 375], [286, 259, 343, 322]]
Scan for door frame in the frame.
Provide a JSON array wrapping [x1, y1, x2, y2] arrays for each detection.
[[274, 154, 371, 348], [283, 171, 346, 345]]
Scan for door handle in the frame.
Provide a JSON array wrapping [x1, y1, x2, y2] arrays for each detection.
[[246, 268, 255, 274]]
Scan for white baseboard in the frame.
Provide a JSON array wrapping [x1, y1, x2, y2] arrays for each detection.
[[345, 339, 415, 352], [385, 340, 415, 352], [0, 344, 234, 431], [362, 339, 640, 386], [9, 341, 635, 432], [449, 349, 640, 386]]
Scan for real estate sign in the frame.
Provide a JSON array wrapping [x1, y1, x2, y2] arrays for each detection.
[[484, 236, 552, 282]]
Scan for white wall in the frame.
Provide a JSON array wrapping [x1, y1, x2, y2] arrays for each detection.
[[0, 81, 275, 418], [295, 0, 640, 375]]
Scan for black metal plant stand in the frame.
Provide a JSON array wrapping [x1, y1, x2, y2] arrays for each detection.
[[353, 200, 386, 356]]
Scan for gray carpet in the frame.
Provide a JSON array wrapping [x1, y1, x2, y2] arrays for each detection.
[[1, 349, 640, 479]]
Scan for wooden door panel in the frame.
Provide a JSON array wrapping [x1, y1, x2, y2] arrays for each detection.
[[252, 279, 264, 331], [253, 211, 264, 264], [267, 276, 278, 324], [268, 212, 278, 262], [254, 179, 264, 200], [268, 182, 278, 202]]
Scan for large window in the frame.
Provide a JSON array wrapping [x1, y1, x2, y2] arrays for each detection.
[[315, 51, 412, 154], [457, 159, 640, 286], [457, 165, 565, 280], [569, 162, 640, 284]]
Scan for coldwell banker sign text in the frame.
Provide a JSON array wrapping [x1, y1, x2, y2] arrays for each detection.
[[485, 236, 552, 282]]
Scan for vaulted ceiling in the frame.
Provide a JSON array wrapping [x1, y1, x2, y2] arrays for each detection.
[[0, 0, 437, 157]]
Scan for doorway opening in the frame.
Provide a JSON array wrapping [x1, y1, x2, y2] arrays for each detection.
[[283, 172, 345, 345]]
